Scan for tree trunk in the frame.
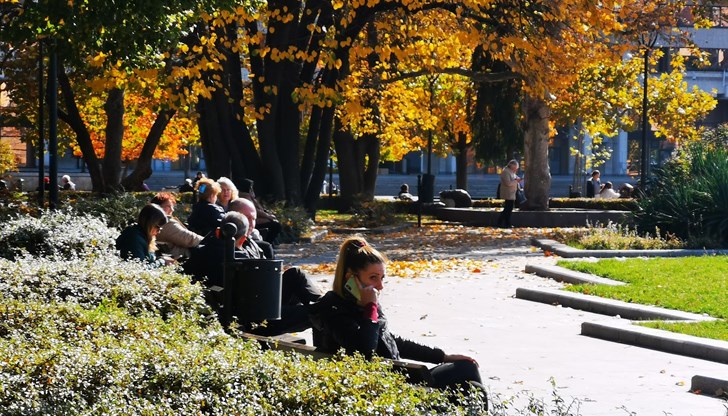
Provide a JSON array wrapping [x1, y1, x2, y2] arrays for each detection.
[[333, 121, 360, 211], [361, 133, 379, 200], [455, 131, 468, 190], [522, 96, 551, 210], [57, 68, 104, 192], [121, 108, 176, 191], [303, 105, 335, 212], [102, 87, 125, 193]]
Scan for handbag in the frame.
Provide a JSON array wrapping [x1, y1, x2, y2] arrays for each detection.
[[515, 187, 527, 207]]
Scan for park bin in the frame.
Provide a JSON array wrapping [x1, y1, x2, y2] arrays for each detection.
[[224, 258, 282, 324]]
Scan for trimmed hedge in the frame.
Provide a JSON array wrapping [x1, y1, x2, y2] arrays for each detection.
[[0, 210, 485, 415]]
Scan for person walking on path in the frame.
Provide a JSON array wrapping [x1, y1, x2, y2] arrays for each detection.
[[497, 160, 522, 228], [586, 170, 601, 198]]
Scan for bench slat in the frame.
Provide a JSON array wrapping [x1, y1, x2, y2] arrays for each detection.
[[240, 332, 434, 386]]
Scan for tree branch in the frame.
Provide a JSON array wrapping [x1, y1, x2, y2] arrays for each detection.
[[372, 67, 519, 85]]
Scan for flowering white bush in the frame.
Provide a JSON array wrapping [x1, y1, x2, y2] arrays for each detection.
[[0, 209, 118, 260]]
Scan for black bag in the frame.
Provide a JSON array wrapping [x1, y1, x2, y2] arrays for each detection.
[[515, 187, 527, 207]]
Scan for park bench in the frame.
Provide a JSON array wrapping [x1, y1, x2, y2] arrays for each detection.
[[210, 223, 434, 387], [205, 222, 283, 327], [240, 332, 435, 387]]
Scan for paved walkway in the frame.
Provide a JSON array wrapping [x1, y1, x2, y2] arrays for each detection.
[[276, 228, 728, 415]]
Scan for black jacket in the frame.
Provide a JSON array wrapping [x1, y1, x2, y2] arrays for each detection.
[[187, 201, 224, 237], [309, 291, 445, 363]]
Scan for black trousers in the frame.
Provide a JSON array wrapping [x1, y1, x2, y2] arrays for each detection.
[[497, 199, 515, 227], [249, 267, 323, 336], [256, 220, 282, 244], [430, 360, 487, 405]]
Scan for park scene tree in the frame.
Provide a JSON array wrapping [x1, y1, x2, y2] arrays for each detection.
[[3, 2, 728, 414], [1, 0, 716, 210]]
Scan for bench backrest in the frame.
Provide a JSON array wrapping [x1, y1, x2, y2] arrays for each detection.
[[241, 332, 435, 387]]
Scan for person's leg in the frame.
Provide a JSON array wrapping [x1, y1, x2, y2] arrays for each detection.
[[429, 360, 482, 389], [503, 199, 514, 227], [249, 304, 311, 335], [257, 220, 282, 244], [429, 360, 487, 405], [498, 200, 513, 227], [281, 267, 323, 305]]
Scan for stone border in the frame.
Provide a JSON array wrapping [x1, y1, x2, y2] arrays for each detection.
[[524, 264, 625, 286], [329, 223, 413, 235], [523, 263, 728, 398], [531, 238, 728, 258], [515, 287, 711, 321]]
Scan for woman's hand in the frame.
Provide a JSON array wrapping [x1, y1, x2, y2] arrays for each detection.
[[443, 353, 478, 366], [359, 285, 379, 306]]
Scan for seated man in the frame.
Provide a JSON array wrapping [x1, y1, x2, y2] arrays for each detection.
[[184, 210, 322, 335], [239, 178, 282, 244]]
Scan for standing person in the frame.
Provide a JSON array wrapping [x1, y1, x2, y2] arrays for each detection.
[[60, 175, 76, 190], [151, 192, 204, 259], [239, 178, 282, 244], [310, 236, 485, 396], [216, 177, 239, 211], [497, 160, 522, 228], [116, 204, 173, 266], [187, 178, 224, 237], [586, 170, 601, 198]]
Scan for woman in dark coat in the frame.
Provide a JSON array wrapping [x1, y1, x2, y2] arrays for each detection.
[[310, 236, 485, 396], [116, 203, 170, 266], [187, 177, 224, 237]]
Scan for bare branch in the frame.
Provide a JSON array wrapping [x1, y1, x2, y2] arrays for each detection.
[[373, 67, 519, 85]]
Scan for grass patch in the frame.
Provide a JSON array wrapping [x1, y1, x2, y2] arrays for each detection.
[[641, 320, 728, 342], [558, 257, 728, 340]]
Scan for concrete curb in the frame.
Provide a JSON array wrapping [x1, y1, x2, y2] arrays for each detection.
[[582, 321, 728, 365], [531, 238, 728, 258], [524, 264, 625, 286], [520, 262, 728, 369], [329, 223, 413, 235], [297, 228, 329, 243], [515, 287, 711, 321], [691, 375, 728, 398]]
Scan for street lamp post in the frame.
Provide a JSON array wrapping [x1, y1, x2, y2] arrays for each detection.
[[640, 31, 659, 193], [38, 40, 45, 206]]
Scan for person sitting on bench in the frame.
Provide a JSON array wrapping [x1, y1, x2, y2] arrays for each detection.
[[309, 236, 485, 396], [184, 211, 322, 335]]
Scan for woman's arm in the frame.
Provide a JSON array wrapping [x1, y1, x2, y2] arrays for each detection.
[[327, 311, 381, 356], [393, 334, 446, 364], [158, 219, 203, 248]]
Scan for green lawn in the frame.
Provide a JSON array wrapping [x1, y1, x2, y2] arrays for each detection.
[[558, 257, 728, 341]]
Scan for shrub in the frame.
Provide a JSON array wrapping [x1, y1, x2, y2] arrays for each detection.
[[552, 222, 684, 250], [0, 253, 483, 415], [0, 209, 118, 260], [270, 203, 314, 243], [0, 255, 208, 320], [70, 192, 148, 230], [635, 141, 728, 248], [348, 199, 399, 228]]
